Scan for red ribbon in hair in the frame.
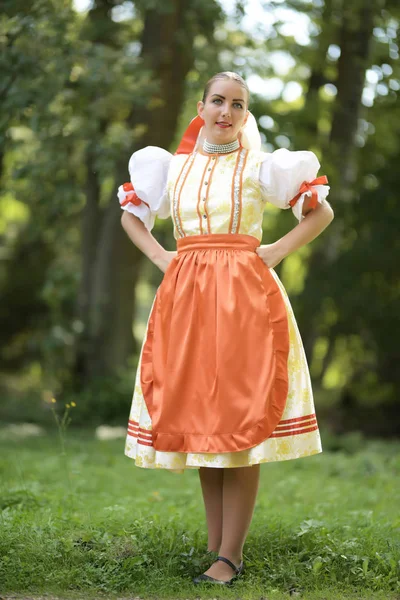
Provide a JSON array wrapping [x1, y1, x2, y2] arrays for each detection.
[[175, 115, 204, 155], [120, 182, 149, 208], [289, 176, 329, 209]]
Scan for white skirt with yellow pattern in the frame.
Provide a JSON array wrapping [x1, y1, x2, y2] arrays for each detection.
[[124, 270, 322, 473]]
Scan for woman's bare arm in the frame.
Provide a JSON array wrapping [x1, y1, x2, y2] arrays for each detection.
[[121, 211, 176, 273], [256, 200, 334, 268]]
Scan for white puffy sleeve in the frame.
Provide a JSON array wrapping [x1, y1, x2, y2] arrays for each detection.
[[117, 146, 172, 231], [259, 148, 330, 221]]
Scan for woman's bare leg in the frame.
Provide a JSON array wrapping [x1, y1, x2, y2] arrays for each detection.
[[202, 464, 260, 581], [198, 467, 224, 552]]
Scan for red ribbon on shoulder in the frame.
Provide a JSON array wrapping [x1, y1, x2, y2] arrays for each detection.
[[120, 182, 150, 208], [289, 176, 329, 209]]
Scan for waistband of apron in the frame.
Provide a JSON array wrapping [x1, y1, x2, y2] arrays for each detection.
[[177, 233, 260, 254]]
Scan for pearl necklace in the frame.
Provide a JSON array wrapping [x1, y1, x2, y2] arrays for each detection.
[[203, 138, 240, 154]]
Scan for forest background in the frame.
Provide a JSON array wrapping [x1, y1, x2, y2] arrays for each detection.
[[1, 0, 399, 438]]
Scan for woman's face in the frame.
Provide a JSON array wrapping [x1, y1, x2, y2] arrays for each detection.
[[197, 79, 248, 146]]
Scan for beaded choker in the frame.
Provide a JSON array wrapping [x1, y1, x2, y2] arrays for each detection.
[[203, 138, 240, 154]]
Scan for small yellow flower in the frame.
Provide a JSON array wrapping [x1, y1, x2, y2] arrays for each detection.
[[66, 403, 71, 408], [51, 398, 57, 404], [71, 401, 76, 407]]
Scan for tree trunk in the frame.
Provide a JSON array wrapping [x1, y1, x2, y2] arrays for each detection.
[[328, 0, 375, 199], [74, 146, 102, 382], [298, 0, 376, 359], [297, 0, 335, 147], [74, 0, 221, 383]]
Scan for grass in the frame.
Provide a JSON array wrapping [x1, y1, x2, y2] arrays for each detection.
[[0, 428, 399, 599]]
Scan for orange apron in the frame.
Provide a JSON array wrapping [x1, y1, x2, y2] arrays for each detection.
[[140, 233, 289, 453]]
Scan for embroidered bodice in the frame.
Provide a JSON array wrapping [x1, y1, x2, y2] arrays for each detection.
[[117, 145, 330, 239], [167, 148, 266, 240]]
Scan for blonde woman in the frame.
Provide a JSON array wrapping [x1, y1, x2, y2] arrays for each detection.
[[118, 71, 333, 586]]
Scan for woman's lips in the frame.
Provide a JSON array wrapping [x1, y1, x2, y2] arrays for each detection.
[[216, 122, 232, 128]]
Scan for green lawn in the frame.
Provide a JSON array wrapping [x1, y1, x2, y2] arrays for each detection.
[[0, 428, 399, 599]]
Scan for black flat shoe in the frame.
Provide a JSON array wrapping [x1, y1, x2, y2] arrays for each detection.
[[192, 555, 244, 586]]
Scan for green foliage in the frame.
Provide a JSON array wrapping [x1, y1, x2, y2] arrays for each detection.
[[63, 369, 139, 426], [0, 0, 400, 433], [0, 433, 399, 596], [0, 369, 137, 427]]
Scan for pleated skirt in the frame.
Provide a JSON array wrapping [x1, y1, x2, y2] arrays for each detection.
[[125, 233, 322, 473]]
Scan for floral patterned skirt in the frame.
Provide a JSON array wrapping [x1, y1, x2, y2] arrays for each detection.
[[125, 234, 322, 473]]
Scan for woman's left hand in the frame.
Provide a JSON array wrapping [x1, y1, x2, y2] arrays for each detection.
[[255, 242, 286, 269]]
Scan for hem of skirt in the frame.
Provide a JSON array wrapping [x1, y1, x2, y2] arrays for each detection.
[[150, 412, 290, 453], [124, 446, 322, 473]]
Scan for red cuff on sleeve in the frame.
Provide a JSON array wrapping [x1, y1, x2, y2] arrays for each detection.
[[121, 182, 150, 208], [289, 175, 328, 209]]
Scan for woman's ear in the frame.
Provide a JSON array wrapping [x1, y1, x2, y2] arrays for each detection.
[[243, 110, 249, 127], [197, 100, 205, 119]]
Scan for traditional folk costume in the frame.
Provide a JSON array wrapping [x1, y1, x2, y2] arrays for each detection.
[[118, 114, 330, 474]]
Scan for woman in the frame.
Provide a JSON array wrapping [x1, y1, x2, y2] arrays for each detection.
[[118, 71, 334, 586]]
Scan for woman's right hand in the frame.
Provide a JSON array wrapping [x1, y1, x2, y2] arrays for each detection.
[[153, 249, 178, 274]]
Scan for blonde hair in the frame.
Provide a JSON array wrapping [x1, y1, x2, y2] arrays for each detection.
[[202, 72, 250, 105]]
